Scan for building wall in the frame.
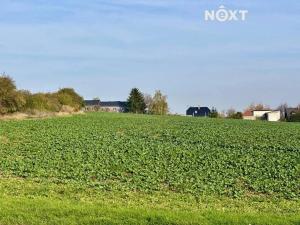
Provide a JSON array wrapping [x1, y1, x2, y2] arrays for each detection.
[[100, 106, 125, 112], [253, 111, 271, 118], [243, 116, 256, 120], [267, 111, 281, 122], [85, 105, 100, 111]]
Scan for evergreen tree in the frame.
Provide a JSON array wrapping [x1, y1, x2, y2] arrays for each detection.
[[127, 88, 146, 113]]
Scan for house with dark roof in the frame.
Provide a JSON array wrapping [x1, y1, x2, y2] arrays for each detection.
[[84, 100, 127, 113], [100, 101, 127, 112], [186, 107, 211, 117], [84, 100, 101, 111]]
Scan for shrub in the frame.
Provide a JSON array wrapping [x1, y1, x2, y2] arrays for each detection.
[[25, 93, 61, 112], [0, 75, 16, 95], [228, 112, 243, 119], [289, 113, 300, 122], [0, 76, 26, 114], [0, 75, 84, 115], [56, 88, 84, 111], [209, 107, 219, 118]]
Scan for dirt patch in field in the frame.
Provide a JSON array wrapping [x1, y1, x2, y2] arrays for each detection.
[[0, 135, 9, 144], [0, 113, 28, 120], [0, 111, 85, 121]]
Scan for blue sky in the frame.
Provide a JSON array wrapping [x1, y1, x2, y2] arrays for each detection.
[[0, 0, 299, 113]]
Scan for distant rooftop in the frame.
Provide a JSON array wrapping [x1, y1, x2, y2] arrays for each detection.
[[100, 101, 127, 107], [243, 110, 253, 117], [84, 100, 127, 108], [84, 100, 100, 106]]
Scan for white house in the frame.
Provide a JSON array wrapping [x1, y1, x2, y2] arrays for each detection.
[[243, 110, 281, 122], [253, 110, 272, 118], [266, 111, 281, 122]]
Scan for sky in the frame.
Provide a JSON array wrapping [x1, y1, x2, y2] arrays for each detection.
[[0, 0, 299, 114]]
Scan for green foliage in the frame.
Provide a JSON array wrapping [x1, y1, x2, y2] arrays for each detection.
[[0, 189, 299, 225], [288, 113, 300, 122], [25, 93, 61, 112], [0, 75, 16, 95], [0, 75, 83, 114], [0, 113, 299, 199], [227, 109, 243, 119], [56, 88, 84, 111], [228, 112, 243, 119], [127, 88, 146, 113], [209, 107, 218, 118], [0, 76, 26, 114], [149, 90, 169, 115], [234, 112, 243, 119]]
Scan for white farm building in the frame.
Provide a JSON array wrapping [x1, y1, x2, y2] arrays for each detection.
[[243, 110, 281, 122]]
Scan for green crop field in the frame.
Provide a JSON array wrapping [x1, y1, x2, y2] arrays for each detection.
[[0, 112, 299, 225]]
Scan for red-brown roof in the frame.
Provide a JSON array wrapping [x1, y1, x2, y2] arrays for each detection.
[[243, 110, 253, 116]]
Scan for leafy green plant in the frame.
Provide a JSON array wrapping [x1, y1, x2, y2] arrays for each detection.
[[0, 113, 299, 199]]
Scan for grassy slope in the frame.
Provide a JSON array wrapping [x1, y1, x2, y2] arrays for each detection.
[[1, 198, 299, 225], [0, 179, 299, 225], [0, 112, 299, 224]]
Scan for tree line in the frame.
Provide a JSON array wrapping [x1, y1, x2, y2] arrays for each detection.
[[2, 75, 298, 121], [213, 103, 300, 122], [0, 75, 84, 115], [126, 88, 169, 115], [0, 75, 169, 116]]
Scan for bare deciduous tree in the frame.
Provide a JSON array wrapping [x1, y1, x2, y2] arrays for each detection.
[[143, 93, 153, 113], [149, 90, 169, 115], [277, 103, 289, 119], [246, 103, 270, 111], [226, 108, 236, 118]]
